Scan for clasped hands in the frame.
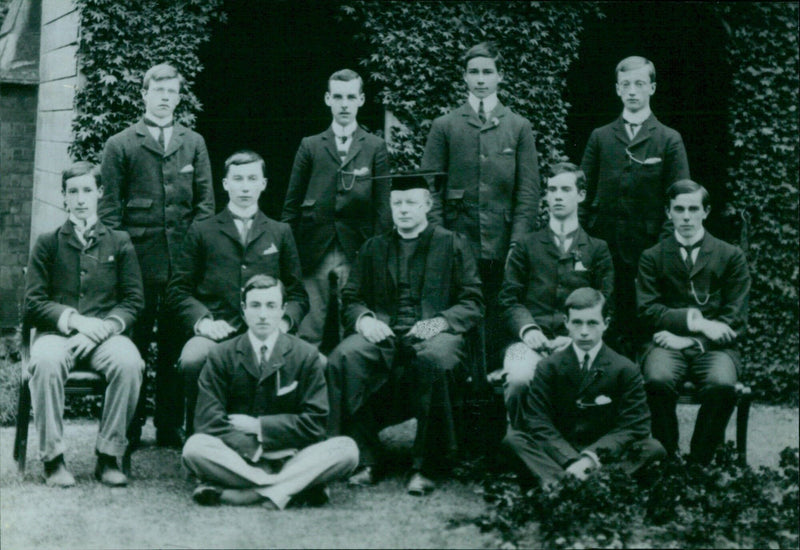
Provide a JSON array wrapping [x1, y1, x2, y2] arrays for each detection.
[[655, 310, 737, 350], [357, 315, 449, 344], [522, 328, 572, 355], [66, 314, 119, 359]]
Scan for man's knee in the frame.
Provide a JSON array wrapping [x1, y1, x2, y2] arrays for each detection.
[[182, 433, 218, 462], [178, 337, 214, 375], [416, 333, 464, 371], [29, 338, 70, 379], [643, 354, 680, 392], [326, 436, 360, 469], [103, 336, 145, 378]]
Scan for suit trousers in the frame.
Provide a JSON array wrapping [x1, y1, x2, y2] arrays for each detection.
[[298, 244, 350, 348], [182, 434, 359, 509], [502, 342, 544, 429], [503, 427, 666, 487], [479, 259, 505, 366], [643, 347, 737, 463], [27, 333, 144, 461], [177, 335, 220, 437]]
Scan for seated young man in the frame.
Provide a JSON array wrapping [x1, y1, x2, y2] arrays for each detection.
[[326, 173, 484, 496], [504, 288, 665, 487], [167, 150, 308, 435], [24, 161, 145, 487], [182, 275, 358, 509], [497, 162, 613, 428], [637, 180, 750, 463]]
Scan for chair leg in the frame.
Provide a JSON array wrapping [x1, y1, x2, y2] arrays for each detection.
[[736, 393, 752, 466], [122, 446, 132, 476], [13, 380, 32, 473]]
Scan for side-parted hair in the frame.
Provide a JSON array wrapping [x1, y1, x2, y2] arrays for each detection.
[[224, 150, 267, 179], [564, 287, 609, 318], [62, 161, 100, 192], [615, 56, 656, 83], [548, 162, 587, 193], [666, 179, 710, 208], [463, 41, 504, 73], [241, 274, 286, 305], [142, 63, 185, 91], [328, 69, 363, 93]]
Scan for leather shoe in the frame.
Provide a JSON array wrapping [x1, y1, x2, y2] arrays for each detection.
[[407, 471, 435, 496], [156, 427, 184, 448], [192, 484, 222, 506], [347, 466, 377, 487], [44, 455, 75, 487], [95, 454, 128, 486]]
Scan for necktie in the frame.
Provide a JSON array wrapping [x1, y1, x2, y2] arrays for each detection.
[[681, 241, 702, 271], [581, 353, 591, 372], [478, 100, 487, 124], [626, 121, 639, 141], [339, 135, 348, 144], [554, 229, 578, 254], [143, 117, 173, 150], [260, 345, 269, 372], [231, 213, 254, 245]]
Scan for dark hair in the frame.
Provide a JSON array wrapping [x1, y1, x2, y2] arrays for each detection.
[[463, 41, 504, 73], [548, 162, 587, 192], [615, 56, 656, 83], [224, 150, 267, 179], [564, 287, 609, 318], [328, 68, 363, 93], [666, 179, 710, 208], [61, 161, 100, 192], [142, 63, 185, 91], [241, 274, 285, 305]]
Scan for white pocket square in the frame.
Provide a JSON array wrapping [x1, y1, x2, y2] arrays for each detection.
[[179, 164, 195, 173], [502, 147, 514, 154], [262, 244, 278, 255], [574, 261, 588, 272], [643, 157, 662, 165], [276, 381, 298, 396]]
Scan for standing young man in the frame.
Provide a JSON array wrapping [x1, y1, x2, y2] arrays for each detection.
[[99, 63, 214, 447], [421, 41, 540, 366], [637, 180, 750, 464], [167, 150, 308, 435], [281, 69, 391, 349], [580, 56, 690, 358]]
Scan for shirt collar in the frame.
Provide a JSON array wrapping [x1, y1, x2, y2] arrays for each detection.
[[332, 121, 358, 137], [468, 92, 498, 115], [69, 214, 98, 231], [228, 203, 259, 220], [622, 106, 652, 126], [549, 216, 579, 236], [247, 329, 280, 364], [674, 227, 705, 247], [572, 341, 603, 369]]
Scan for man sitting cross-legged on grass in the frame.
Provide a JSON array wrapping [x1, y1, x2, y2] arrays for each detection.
[[24, 161, 145, 487], [182, 275, 358, 509], [504, 288, 665, 488]]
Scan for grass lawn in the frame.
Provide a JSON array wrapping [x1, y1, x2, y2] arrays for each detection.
[[1, 405, 797, 549]]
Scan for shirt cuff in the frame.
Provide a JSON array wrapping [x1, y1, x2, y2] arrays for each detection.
[[519, 324, 540, 342], [356, 311, 376, 333], [104, 315, 125, 334], [193, 314, 212, 336], [250, 445, 263, 463], [690, 337, 706, 353], [57, 308, 77, 335], [581, 449, 601, 469]]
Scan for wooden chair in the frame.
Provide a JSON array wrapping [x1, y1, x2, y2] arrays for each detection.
[[12, 322, 132, 475]]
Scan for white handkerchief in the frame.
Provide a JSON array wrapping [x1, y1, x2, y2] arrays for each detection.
[[262, 244, 278, 255], [276, 380, 298, 396], [574, 260, 587, 272], [180, 164, 195, 173]]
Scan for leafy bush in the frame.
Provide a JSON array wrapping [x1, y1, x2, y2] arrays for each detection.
[[69, 0, 226, 163]]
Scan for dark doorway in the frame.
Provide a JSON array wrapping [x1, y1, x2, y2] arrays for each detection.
[[566, 2, 733, 236], [195, 0, 383, 219]]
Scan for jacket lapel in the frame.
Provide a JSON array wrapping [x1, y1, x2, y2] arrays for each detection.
[[321, 127, 342, 165], [538, 229, 561, 260], [578, 345, 608, 396], [135, 119, 164, 157], [628, 114, 656, 149], [663, 235, 687, 276], [458, 102, 482, 129], [235, 335, 262, 381], [246, 211, 271, 249], [164, 123, 187, 158], [259, 333, 288, 384], [613, 116, 630, 147], [690, 233, 715, 278], [482, 103, 506, 132], [341, 127, 365, 168], [217, 209, 244, 246], [59, 221, 83, 251]]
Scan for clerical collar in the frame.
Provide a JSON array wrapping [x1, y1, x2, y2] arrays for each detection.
[[468, 93, 498, 115], [247, 328, 280, 363], [397, 221, 428, 240], [69, 214, 98, 230], [549, 216, 579, 236], [675, 227, 705, 247], [622, 106, 651, 126], [228, 203, 259, 220], [572, 341, 603, 369], [332, 121, 358, 138]]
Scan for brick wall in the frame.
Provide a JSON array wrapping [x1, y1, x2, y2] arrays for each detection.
[[0, 83, 37, 327]]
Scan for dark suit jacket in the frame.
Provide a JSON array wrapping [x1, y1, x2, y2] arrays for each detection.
[[581, 114, 689, 266], [521, 344, 652, 466], [499, 226, 614, 339], [281, 126, 391, 273], [166, 209, 309, 336], [193, 332, 328, 461], [636, 232, 750, 365], [342, 224, 484, 336], [99, 119, 215, 284], [24, 220, 144, 334], [421, 101, 540, 261]]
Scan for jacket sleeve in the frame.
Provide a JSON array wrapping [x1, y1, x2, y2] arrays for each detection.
[[584, 365, 651, 458], [592, 239, 615, 314], [511, 119, 540, 245], [279, 225, 310, 330], [281, 138, 312, 233], [341, 239, 374, 333], [191, 135, 215, 223], [437, 233, 484, 334], [24, 233, 68, 331], [717, 246, 751, 338], [372, 140, 392, 234], [165, 222, 210, 332], [106, 232, 144, 330], [657, 132, 691, 238], [194, 349, 260, 459], [636, 247, 687, 334], [98, 137, 125, 230], [258, 351, 329, 450], [420, 119, 447, 227], [521, 359, 581, 467], [579, 129, 600, 227], [498, 239, 538, 337]]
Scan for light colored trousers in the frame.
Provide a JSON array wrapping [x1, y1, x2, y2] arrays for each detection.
[[503, 342, 544, 429], [27, 333, 144, 461], [298, 244, 351, 347], [182, 434, 359, 509]]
